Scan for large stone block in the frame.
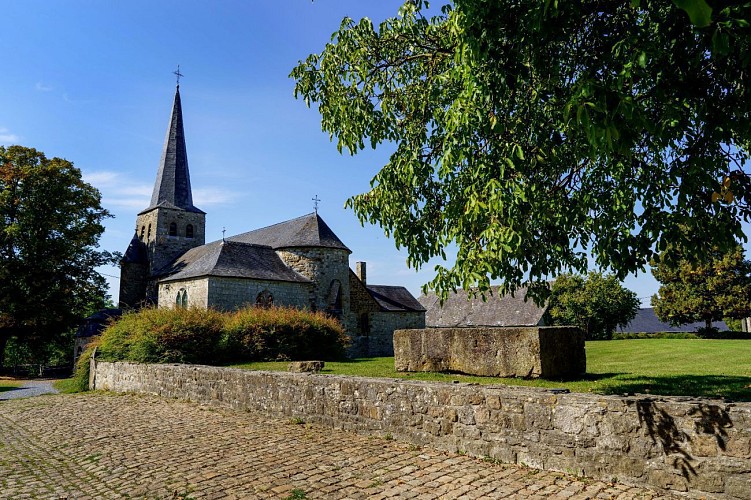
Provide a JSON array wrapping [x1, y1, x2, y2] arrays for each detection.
[[393, 327, 585, 379]]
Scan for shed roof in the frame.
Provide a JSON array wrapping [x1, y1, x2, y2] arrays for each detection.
[[157, 240, 311, 284], [418, 286, 548, 327], [367, 285, 426, 312]]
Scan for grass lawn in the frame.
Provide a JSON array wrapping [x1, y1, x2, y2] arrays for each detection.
[[0, 378, 23, 393], [231, 339, 751, 401]]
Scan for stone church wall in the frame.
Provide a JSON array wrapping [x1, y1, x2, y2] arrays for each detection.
[[276, 248, 351, 315], [369, 311, 425, 356], [159, 278, 209, 309], [206, 277, 312, 311], [92, 361, 751, 499]]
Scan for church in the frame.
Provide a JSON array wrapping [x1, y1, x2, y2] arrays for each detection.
[[118, 85, 425, 356]]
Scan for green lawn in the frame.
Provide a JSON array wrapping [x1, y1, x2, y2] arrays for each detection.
[[0, 379, 23, 393], [231, 339, 751, 401]]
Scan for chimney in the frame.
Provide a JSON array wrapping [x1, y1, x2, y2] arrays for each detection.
[[355, 261, 366, 286]]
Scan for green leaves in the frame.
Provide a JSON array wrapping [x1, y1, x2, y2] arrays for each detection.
[[0, 146, 114, 363], [672, 0, 713, 27], [292, 0, 751, 300]]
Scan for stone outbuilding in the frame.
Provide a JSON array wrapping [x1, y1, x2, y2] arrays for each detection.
[[418, 285, 548, 328], [118, 85, 424, 357]]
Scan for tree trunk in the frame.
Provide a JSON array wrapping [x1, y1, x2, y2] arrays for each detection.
[[705, 318, 712, 330]]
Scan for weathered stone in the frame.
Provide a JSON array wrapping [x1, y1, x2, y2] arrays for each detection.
[[93, 361, 751, 499], [393, 326, 585, 379]]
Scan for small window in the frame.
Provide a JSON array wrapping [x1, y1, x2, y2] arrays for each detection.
[[186, 224, 194, 238], [147, 224, 152, 239], [176, 288, 188, 309], [255, 290, 273, 309], [169, 222, 177, 236], [140, 226, 145, 239], [358, 313, 370, 336]]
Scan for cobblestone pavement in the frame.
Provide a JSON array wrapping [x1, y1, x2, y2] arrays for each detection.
[[0, 379, 58, 401], [0, 393, 676, 499]]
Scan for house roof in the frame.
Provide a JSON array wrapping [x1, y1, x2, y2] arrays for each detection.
[[75, 308, 122, 338], [367, 285, 426, 312], [418, 285, 548, 327], [140, 86, 204, 215], [229, 213, 350, 253], [157, 240, 311, 284], [617, 308, 728, 333]]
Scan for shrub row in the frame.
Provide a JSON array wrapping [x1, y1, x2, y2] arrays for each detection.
[[73, 306, 348, 391]]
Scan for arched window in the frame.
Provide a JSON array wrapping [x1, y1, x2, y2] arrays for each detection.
[[140, 226, 145, 239], [169, 222, 177, 236], [176, 289, 188, 309], [255, 289, 273, 308], [147, 224, 152, 239], [186, 224, 194, 238], [326, 280, 343, 318]]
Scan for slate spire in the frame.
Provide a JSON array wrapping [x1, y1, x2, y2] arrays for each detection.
[[147, 86, 203, 213]]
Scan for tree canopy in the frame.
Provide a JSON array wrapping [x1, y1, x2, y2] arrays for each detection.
[[651, 245, 751, 330], [0, 146, 114, 367], [291, 0, 751, 301], [548, 272, 640, 340]]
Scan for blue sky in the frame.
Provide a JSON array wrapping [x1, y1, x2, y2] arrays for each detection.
[[0, 0, 675, 305]]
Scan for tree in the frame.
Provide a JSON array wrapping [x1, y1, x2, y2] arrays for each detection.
[[0, 146, 114, 368], [291, 0, 751, 301], [651, 245, 751, 330], [547, 272, 639, 340]]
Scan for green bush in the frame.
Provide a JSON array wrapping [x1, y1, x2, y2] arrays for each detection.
[[72, 305, 349, 389], [223, 306, 348, 362], [96, 308, 225, 364]]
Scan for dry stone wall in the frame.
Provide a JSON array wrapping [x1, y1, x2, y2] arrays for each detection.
[[92, 360, 751, 499]]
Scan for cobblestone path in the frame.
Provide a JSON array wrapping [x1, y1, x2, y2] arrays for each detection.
[[0, 393, 675, 499]]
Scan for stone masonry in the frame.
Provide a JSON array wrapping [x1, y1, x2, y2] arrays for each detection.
[[92, 360, 751, 499], [394, 327, 586, 379], [0, 393, 673, 499]]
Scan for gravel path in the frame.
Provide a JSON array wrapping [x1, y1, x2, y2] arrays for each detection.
[[0, 379, 58, 401]]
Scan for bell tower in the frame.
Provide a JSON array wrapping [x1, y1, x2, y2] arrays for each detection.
[[119, 84, 205, 307]]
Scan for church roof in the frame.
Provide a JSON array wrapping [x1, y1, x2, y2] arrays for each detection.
[[140, 86, 204, 215], [121, 232, 147, 264], [157, 240, 311, 284], [418, 285, 548, 327], [367, 285, 426, 312], [229, 213, 350, 253]]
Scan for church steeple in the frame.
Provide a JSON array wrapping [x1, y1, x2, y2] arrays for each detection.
[[146, 86, 203, 214]]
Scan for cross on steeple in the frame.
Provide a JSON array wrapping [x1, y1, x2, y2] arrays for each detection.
[[174, 65, 184, 87], [312, 195, 321, 214], [222, 227, 226, 242]]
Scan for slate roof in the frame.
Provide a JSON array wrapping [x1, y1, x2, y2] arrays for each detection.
[[140, 86, 204, 215], [617, 308, 728, 333], [121, 232, 147, 264], [418, 285, 548, 327], [229, 213, 350, 252], [157, 240, 311, 284], [367, 285, 426, 312]]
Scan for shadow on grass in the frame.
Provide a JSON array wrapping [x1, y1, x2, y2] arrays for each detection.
[[597, 374, 751, 401], [0, 385, 20, 394]]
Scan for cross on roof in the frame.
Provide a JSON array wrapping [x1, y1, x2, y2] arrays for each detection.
[[312, 195, 321, 214], [174, 65, 184, 87]]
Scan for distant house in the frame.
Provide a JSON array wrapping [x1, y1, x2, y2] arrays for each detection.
[[74, 308, 122, 362], [418, 286, 548, 328], [617, 308, 727, 333]]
